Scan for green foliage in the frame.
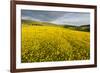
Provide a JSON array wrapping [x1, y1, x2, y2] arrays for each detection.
[[63, 25, 90, 32]]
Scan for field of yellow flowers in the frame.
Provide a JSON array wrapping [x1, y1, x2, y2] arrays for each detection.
[[21, 25, 90, 63]]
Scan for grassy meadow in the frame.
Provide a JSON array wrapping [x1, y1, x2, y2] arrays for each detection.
[[21, 20, 90, 63]]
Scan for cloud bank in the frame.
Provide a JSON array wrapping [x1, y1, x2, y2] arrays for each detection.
[[21, 10, 90, 26]]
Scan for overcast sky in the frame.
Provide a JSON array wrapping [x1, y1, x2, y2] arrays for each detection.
[[21, 10, 90, 26]]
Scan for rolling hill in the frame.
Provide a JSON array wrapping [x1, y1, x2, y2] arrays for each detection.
[[22, 20, 90, 32], [21, 20, 90, 63]]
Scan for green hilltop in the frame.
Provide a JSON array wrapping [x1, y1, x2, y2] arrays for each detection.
[[22, 20, 90, 32]]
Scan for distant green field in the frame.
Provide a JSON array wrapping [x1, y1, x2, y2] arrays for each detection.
[[21, 21, 90, 63]]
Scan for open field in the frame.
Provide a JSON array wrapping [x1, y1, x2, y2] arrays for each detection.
[[21, 22, 90, 63]]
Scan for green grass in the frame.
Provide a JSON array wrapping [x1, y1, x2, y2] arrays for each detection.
[[21, 24, 90, 63]]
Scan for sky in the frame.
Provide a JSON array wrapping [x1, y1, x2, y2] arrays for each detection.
[[21, 10, 90, 26]]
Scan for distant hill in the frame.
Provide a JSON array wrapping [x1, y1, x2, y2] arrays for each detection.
[[80, 25, 90, 27], [22, 19, 58, 26], [22, 20, 90, 32], [63, 24, 90, 32], [79, 25, 90, 32]]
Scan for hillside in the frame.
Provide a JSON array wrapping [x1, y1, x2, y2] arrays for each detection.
[[21, 25, 90, 63], [22, 20, 58, 26], [22, 20, 90, 32]]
